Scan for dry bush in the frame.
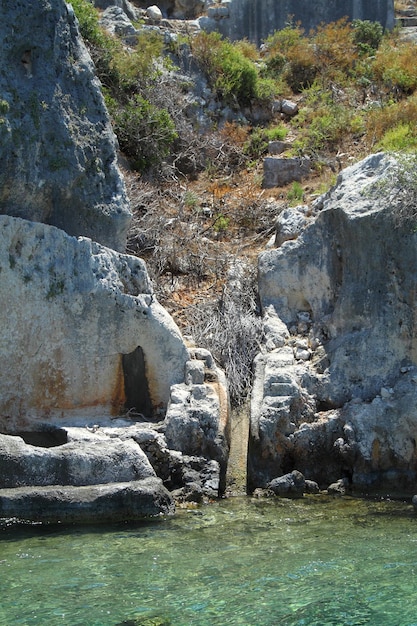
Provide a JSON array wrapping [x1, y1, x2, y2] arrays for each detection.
[[372, 39, 417, 98], [312, 18, 358, 85], [184, 262, 264, 406], [366, 93, 417, 145]]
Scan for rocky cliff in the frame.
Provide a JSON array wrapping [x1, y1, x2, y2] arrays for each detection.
[[202, 0, 395, 44], [0, 0, 230, 522], [251, 153, 417, 494], [0, 0, 131, 251]]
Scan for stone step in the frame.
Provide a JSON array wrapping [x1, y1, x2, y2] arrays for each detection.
[[396, 16, 417, 26], [0, 478, 174, 524]]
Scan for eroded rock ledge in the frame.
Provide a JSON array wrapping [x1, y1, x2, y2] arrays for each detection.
[[250, 153, 417, 495]]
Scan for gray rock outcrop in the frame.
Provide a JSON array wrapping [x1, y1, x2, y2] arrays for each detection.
[[251, 153, 417, 494], [0, 0, 131, 251], [0, 432, 155, 488], [202, 0, 395, 45], [0, 215, 189, 431], [0, 478, 174, 523]]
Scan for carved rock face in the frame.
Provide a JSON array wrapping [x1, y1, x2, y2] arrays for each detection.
[[251, 154, 417, 494], [0, 0, 131, 251], [0, 215, 189, 430]]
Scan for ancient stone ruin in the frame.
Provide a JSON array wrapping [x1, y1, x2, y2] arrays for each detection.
[[0, 0, 229, 522], [199, 0, 394, 44]]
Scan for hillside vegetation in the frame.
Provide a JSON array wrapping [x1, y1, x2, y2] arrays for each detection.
[[71, 0, 417, 404]]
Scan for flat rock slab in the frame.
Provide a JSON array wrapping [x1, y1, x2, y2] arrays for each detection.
[[0, 478, 174, 524]]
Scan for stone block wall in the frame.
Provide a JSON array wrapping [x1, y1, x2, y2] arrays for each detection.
[[204, 0, 395, 44]]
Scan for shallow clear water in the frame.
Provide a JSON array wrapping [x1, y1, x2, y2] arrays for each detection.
[[1, 496, 417, 626]]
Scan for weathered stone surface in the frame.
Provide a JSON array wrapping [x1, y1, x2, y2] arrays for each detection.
[[0, 478, 174, 523], [94, 0, 139, 21], [251, 153, 417, 494], [263, 157, 311, 189], [164, 350, 230, 491], [100, 5, 139, 40], [0, 0, 131, 251], [268, 470, 305, 498], [275, 205, 309, 247], [0, 215, 189, 430], [0, 432, 155, 488], [102, 423, 222, 499], [206, 0, 395, 45]]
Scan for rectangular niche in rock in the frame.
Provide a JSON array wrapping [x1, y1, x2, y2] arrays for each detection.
[[122, 346, 153, 419]]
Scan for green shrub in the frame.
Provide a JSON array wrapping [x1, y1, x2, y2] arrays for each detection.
[[107, 95, 177, 171], [71, 0, 106, 47], [352, 19, 384, 55], [263, 53, 286, 78], [291, 82, 365, 155], [366, 94, 417, 146], [263, 25, 316, 92], [372, 40, 417, 96], [375, 122, 417, 152], [191, 32, 259, 106], [265, 124, 288, 141], [287, 181, 304, 205], [312, 18, 357, 83]]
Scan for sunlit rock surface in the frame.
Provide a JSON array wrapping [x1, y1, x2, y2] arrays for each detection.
[[251, 153, 417, 494], [0, 215, 189, 431], [0, 0, 131, 250]]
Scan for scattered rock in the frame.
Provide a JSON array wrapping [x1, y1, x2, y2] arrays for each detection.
[[263, 157, 311, 188], [305, 479, 320, 494], [268, 140, 291, 155], [146, 5, 163, 21], [272, 99, 298, 117], [268, 470, 306, 498], [327, 478, 349, 496]]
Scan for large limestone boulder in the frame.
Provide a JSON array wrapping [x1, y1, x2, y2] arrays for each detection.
[[0, 0, 131, 251], [251, 153, 417, 494], [0, 215, 189, 431], [0, 432, 155, 488], [0, 478, 174, 523]]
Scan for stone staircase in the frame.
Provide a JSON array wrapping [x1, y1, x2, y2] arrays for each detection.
[[396, 1, 417, 40]]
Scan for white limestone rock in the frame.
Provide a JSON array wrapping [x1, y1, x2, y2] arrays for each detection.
[[0, 215, 189, 430], [251, 153, 417, 494], [146, 5, 163, 21], [0, 432, 155, 488]]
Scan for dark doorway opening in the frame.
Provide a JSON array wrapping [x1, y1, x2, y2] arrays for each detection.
[[122, 346, 153, 419]]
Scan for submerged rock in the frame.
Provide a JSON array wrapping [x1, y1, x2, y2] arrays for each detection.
[[268, 470, 306, 498]]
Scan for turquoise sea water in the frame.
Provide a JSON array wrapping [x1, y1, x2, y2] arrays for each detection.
[[1, 495, 417, 626]]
